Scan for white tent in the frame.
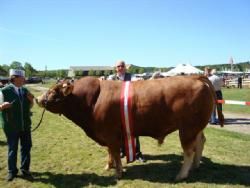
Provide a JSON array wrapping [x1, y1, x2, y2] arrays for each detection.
[[162, 63, 204, 76]]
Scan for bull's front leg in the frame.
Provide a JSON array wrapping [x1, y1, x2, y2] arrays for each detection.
[[105, 146, 123, 179], [113, 150, 123, 179], [104, 147, 116, 170]]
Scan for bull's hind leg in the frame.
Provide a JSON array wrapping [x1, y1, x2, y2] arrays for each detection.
[[193, 131, 206, 169], [176, 130, 196, 181], [175, 149, 195, 181]]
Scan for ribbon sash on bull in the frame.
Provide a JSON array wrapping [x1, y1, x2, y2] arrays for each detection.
[[120, 81, 136, 163]]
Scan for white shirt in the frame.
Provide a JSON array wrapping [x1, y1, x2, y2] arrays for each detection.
[[107, 74, 125, 81], [209, 75, 224, 91]]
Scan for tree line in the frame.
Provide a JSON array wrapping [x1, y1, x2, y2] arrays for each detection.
[[0, 61, 68, 78], [1, 61, 249, 79]]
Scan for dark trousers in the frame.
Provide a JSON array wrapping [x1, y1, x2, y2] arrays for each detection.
[[121, 136, 141, 155], [5, 131, 32, 175], [211, 90, 223, 123], [216, 90, 223, 111], [238, 83, 242, 88]]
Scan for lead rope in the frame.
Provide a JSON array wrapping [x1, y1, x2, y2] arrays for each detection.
[[31, 108, 46, 132]]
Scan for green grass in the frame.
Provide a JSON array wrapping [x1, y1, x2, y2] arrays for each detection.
[[0, 85, 249, 187], [222, 88, 250, 114]]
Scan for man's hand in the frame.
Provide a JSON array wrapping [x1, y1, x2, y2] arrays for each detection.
[[0, 102, 12, 110], [27, 92, 34, 108], [27, 92, 34, 102]]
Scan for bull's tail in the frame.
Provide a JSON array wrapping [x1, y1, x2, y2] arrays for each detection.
[[198, 76, 224, 127]]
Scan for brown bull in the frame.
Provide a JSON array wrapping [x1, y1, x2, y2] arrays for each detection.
[[36, 75, 223, 181]]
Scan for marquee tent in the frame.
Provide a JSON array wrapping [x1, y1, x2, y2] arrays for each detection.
[[162, 63, 204, 76]]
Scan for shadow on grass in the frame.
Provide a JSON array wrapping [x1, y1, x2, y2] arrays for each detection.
[[31, 171, 117, 188], [30, 154, 250, 187], [123, 154, 250, 186], [224, 118, 250, 125]]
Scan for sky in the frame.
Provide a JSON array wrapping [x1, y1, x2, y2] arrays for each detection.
[[0, 0, 250, 71]]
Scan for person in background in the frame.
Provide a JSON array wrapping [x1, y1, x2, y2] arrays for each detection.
[[149, 71, 163, 80], [108, 60, 146, 162], [207, 68, 224, 125], [237, 75, 242, 89], [0, 69, 34, 181]]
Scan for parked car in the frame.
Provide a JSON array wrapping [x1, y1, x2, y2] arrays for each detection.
[[26, 77, 43, 84]]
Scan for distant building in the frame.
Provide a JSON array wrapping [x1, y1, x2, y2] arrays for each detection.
[[68, 66, 114, 77]]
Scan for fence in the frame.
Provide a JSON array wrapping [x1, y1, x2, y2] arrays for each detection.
[[225, 78, 250, 88], [217, 100, 250, 106]]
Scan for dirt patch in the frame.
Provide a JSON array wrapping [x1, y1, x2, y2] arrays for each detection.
[[209, 112, 250, 134]]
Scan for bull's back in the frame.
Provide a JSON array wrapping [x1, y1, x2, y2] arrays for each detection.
[[131, 76, 214, 137]]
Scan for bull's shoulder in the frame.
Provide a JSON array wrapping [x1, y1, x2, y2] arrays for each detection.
[[72, 77, 101, 104]]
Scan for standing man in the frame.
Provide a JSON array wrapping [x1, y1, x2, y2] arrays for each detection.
[[207, 68, 224, 125], [108, 60, 146, 162], [0, 69, 34, 181], [237, 75, 242, 89]]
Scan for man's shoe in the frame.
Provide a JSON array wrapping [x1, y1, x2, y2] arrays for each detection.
[[21, 170, 33, 180], [136, 153, 146, 163], [120, 152, 125, 158], [210, 122, 217, 125], [7, 173, 16, 182]]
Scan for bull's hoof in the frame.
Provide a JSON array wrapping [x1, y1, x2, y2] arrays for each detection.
[[104, 163, 116, 170], [192, 162, 200, 170], [175, 173, 188, 182], [115, 172, 122, 179], [104, 164, 110, 171]]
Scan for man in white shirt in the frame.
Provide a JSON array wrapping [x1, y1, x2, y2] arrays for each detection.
[[208, 69, 224, 124]]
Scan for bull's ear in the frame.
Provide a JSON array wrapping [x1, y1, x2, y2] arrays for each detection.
[[62, 83, 73, 96]]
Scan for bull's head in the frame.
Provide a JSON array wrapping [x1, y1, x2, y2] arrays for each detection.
[[36, 82, 74, 113]]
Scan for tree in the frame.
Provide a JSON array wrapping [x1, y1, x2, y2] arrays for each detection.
[[138, 67, 145, 74], [10, 61, 23, 70], [75, 70, 83, 77], [56, 70, 67, 78], [0, 64, 9, 76], [95, 70, 102, 76], [24, 62, 37, 77], [0, 66, 8, 76], [88, 70, 95, 76], [104, 70, 112, 77]]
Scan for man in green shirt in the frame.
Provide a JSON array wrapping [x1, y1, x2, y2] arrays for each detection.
[[0, 69, 34, 181]]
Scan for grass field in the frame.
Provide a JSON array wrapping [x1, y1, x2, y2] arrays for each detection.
[[222, 88, 250, 114], [0, 83, 249, 187]]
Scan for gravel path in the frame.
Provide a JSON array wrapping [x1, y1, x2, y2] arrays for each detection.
[[209, 112, 250, 134]]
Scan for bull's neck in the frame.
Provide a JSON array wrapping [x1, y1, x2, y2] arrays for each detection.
[[61, 95, 93, 128]]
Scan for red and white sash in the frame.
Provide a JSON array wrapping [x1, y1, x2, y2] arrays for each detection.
[[120, 81, 136, 163]]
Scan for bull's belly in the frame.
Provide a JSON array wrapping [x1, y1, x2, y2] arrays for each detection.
[[133, 122, 178, 138]]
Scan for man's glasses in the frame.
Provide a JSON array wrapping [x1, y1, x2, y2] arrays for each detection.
[[117, 65, 125, 68]]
